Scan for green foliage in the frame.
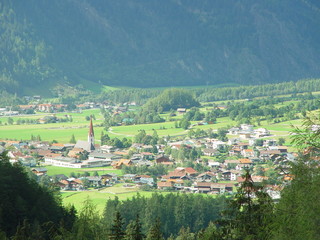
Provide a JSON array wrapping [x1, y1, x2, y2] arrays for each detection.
[[110, 211, 125, 240], [125, 214, 144, 240], [0, 151, 74, 238], [146, 218, 164, 240], [144, 89, 200, 112], [69, 134, 76, 144], [272, 111, 320, 240], [102, 193, 227, 238]]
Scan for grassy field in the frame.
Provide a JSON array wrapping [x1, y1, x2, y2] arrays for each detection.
[[0, 109, 105, 143], [61, 184, 172, 214], [61, 185, 215, 215], [45, 166, 123, 177], [109, 121, 187, 137]]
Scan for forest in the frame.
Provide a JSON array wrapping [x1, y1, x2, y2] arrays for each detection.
[[1, 1, 320, 94]]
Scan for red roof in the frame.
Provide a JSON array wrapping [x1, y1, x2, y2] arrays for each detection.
[[184, 167, 198, 174]]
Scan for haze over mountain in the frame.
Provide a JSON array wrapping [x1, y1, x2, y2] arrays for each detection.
[[1, 0, 320, 95]]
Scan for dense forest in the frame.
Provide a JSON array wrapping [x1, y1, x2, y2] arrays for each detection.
[[1, 1, 320, 95]]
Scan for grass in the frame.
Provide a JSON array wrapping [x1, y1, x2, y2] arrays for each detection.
[[109, 121, 187, 137], [61, 185, 171, 214], [61, 186, 215, 215], [0, 109, 104, 143], [45, 166, 123, 177]]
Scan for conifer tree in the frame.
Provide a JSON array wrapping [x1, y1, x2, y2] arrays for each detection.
[[146, 218, 163, 240], [109, 211, 125, 240], [70, 134, 76, 144], [125, 214, 144, 240]]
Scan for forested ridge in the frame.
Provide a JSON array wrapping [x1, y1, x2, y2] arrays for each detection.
[[1, 0, 320, 95]]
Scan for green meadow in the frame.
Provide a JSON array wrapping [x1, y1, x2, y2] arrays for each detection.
[[61, 185, 171, 214], [45, 166, 123, 177]]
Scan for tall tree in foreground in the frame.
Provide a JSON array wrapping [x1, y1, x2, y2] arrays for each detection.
[[125, 214, 144, 240], [146, 218, 164, 240], [216, 169, 274, 240], [272, 111, 320, 240], [109, 211, 125, 240], [0, 151, 74, 238]]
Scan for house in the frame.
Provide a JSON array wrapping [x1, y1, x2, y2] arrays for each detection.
[[50, 144, 66, 153], [167, 179, 185, 190], [32, 167, 47, 176], [221, 170, 239, 181], [101, 173, 118, 185], [123, 174, 137, 181], [157, 181, 174, 190], [241, 149, 255, 158], [179, 167, 198, 177], [193, 182, 213, 193], [177, 108, 186, 114], [58, 178, 83, 191], [228, 127, 241, 135], [236, 158, 253, 170], [229, 147, 241, 156], [134, 175, 154, 186], [44, 156, 81, 168], [155, 155, 172, 165], [240, 124, 254, 131], [239, 133, 251, 139], [113, 159, 133, 169], [196, 172, 216, 182], [207, 160, 221, 168], [203, 148, 218, 156], [263, 139, 277, 147], [212, 140, 226, 150], [237, 175, 269, 184], [83, 176, 102, 187], [193, 182, 234, 194], [254, 128, 270, 137], [88, 152, 115, 165]]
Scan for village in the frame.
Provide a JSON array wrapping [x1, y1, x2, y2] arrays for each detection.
[[0, 108, 292, 201]]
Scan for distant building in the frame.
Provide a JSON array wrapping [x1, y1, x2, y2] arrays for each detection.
[[74, 116, 95, 152]]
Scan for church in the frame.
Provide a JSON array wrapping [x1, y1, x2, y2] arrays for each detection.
[[74, 116, 95, 152]]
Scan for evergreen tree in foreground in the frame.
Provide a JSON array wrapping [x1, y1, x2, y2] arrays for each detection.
[[126, 214, 144, 240], [146, 218, 164, 240], [109, 211, 125, 240]]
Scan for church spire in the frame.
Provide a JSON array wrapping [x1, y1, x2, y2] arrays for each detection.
[[88, 116, 95, 150]]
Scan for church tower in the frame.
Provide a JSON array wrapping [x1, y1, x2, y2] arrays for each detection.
[[88, 116, 95, 151]]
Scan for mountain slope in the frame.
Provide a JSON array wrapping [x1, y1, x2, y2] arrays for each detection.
[[1, 0, 320, 94]]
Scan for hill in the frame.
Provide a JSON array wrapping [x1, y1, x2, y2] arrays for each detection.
[[1, 0, 320, 95]]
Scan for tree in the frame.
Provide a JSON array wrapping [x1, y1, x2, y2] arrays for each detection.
[[109, 211, 125, 240], [219, 170, 274, 240], [125, 214, 144, 240], [146, 218, 164, 240], [70, 134, 76, 144], [278, 137, 285, 146], [101, 132, 110, 145], [0, 151, 72, 238], [180, 119, 190, 130], [272, 111, 320, 239]]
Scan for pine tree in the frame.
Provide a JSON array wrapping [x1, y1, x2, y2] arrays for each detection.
[[70, 134, 76, 144], [125, 214, 144, 240], [146, 218, 163, 240], [109, 211, 125, 240], [220, 169, 274, 240]]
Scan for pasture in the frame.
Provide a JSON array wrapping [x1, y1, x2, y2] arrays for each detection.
[[61, 184, 169, 214], [45, 166, 123, 177]]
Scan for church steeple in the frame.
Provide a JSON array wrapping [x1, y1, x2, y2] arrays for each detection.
[[88, 116, 95, 151]]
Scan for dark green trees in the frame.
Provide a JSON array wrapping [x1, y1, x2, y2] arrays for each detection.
[[144, 89, 200, 112], [0, 151, 74, 238], [110, 211, 125, 240]]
